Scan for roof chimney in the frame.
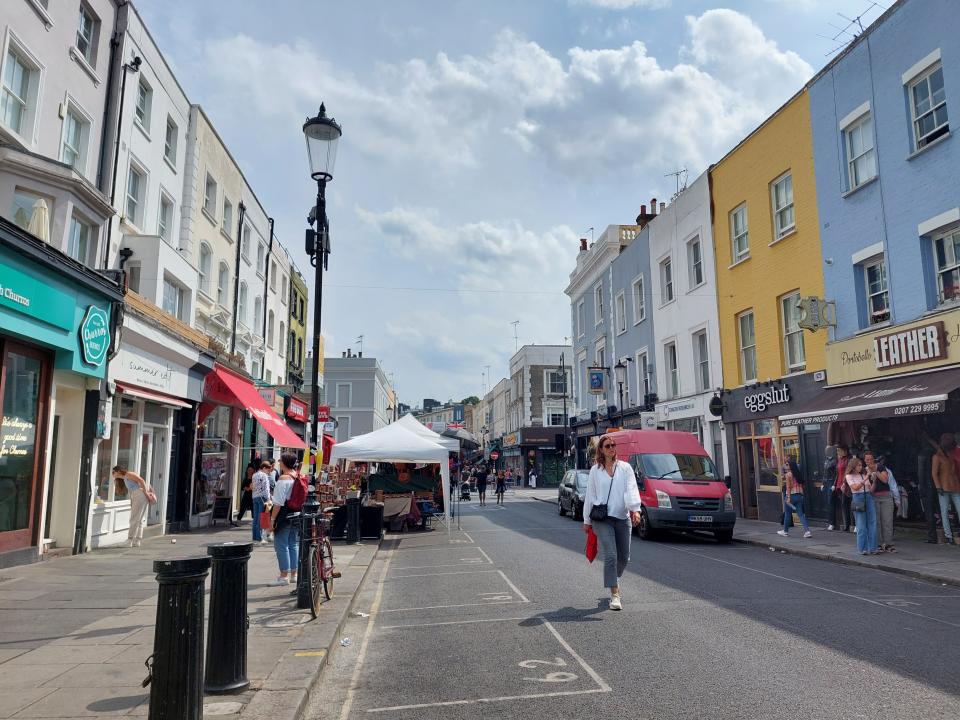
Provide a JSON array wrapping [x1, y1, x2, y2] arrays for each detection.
[[579, 238, 588, 252], [660, 202, 666, 212], [639, 204, 646, 216], [650, 198, 657, 216], [342, 351, 346, 357], [358, 351, 363, 358]]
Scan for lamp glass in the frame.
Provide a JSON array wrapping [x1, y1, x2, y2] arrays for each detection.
[[303, 116, 342, 180], [614, 361, 627, 385]]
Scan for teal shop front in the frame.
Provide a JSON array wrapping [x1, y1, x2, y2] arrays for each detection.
[[0, 217, 121, 567]]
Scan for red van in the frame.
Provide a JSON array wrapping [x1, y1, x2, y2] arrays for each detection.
[[609, 429, 735, 543]]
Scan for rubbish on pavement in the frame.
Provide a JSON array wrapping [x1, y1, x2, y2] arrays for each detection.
[[354, 611, 369, 618], [340, 638, 352, 647], [171, 539, 177, 543]]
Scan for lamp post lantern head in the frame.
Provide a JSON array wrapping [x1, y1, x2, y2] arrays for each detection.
[[303, 103, 342, 181], [614, 359, 627, 386]]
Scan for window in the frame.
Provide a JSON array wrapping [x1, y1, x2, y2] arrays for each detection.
[[265, 369, 272, 383], [134, 77, 152, 132], [336, 383, 352, 408], [126, 264, 141, 293], [164, 116, 178, 165], [864, 258, 889, 324], [336, 416, 351, 442], [288, 331, 295, 361], [279, 322, 286, 355], [546, 409, 565, 426], [10, 189, 47, 238], [162, 278, 184, 319], [660, 258, 674, 304], [636, 351, 650, 399], [2, 46, 38, 137], [845, 115, 876, 189], [771, 173, 795, 239], [125, 163, 145, 226], [203, 173, 217, 218], [281, 276, 288, 304], [730, 204, 749, 262], [546, 369, 568, 395], [67, 214, 91, 264], [253, 295, 263, 333], [217, 262, 229, 305], [199, 243, 212, 296], [910, 64, 949, 150], [252, 359, 260, 378], [934, 230, 960, 303], [615, 291, 626, 334], [687, 236, 704, 288], [632, 275, 645, 323], [781, 292, 806, 372], [241, 225, 251, 260], [222, 198, 233, 238], [256, 243, 265, 274], [577, 300, 585, 337], [297, 338, 303, 366], [157, 193, 173, 242], [267, 310, 275, 348], [238, 282, 248, 326], [737, 311, 757, 384], [76, 3, 99, 67], [594, 283, 603, 324], [664, 342, 679, 398], [270, 261, 277, 291], [693, 330, 710, 393], [61, 105, 90, 173]]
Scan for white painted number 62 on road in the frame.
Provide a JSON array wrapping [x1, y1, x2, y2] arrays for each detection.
[[519, 658, 578, 683]]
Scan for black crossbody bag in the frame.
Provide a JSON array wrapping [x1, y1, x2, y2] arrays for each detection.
[[589, 468, 615, 522]]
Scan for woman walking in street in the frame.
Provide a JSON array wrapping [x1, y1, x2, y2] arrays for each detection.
[[778, 459, 811, 538], [828, 447, 850, 531], [583, 434, 641, 611], [478, 468, 491, 506], [846, 456, 878, 554], [113, 465, 152, 547], [252, 460, 273, 545], [495, 472, 506, 505], [865, 452, 895, 552], [269, 453, 301, 586]]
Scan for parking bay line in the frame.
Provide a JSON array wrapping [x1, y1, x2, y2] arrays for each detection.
[[387, 569, 500, 580], [389, 559, 491, 571], [379, 599, 529, 613], [365, 618, 611, 713]]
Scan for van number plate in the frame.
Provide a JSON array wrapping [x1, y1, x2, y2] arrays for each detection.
[[688, 515, 713, 522]]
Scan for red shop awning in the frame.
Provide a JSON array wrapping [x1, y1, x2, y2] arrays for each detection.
[[203, 365, 305, 449]]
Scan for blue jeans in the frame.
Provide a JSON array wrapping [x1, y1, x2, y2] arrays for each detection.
[[939, 491, 960, 540], [274, 523, 299, 574], [784, 493, 810, 533], [852, 492, 878, 552], [252, 497, 265, 542]]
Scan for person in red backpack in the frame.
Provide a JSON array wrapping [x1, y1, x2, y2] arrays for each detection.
[[269, 452, 305, 587]]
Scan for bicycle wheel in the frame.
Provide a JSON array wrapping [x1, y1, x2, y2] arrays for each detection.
[[309, 544, 322, 618], [321, 537, 335, 600]]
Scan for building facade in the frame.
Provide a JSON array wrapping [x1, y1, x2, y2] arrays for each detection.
[[287, 265, 308, 390], [321, 353, 395, 441]]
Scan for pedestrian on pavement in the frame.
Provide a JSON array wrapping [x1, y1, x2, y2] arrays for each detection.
[[845, 456, 878, 554], [252, 461, 273, 545], [778, 460, 811, 538], [237, 463, 256, 522], [529, 468, 538, 488], [268, 458, 280, 495], [865, 452, 895, 553], [495, 472, 506, 505], [113, 466, 151, 547], [269, 453, 301, 586], [583, 433, 642, 611], [931, 433, 960, 545], [827, 447, 850, 531], [478, 469, 491, 506]]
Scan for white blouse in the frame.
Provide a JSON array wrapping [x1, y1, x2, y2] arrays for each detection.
[[583, 460, 642, 525]]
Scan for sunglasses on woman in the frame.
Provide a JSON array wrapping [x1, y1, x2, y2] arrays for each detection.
[[603, 443, 617, 449]]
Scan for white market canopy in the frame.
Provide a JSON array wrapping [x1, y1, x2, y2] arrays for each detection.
[[396, 414, 460, 452]]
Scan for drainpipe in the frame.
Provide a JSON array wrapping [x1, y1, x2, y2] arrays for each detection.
[[260, 218, 274, 381], [230, 202, 246, 356]]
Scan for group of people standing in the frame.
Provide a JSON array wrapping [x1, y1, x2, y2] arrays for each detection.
[[464, 465, 507, 506]]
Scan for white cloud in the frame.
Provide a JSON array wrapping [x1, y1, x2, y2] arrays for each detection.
[[572, 0, 672, 9]]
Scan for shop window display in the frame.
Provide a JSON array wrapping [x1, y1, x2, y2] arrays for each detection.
[[0, 352, 42, 534]]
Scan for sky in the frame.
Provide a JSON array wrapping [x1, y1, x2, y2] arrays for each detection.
[[135, 0, 888, 408]]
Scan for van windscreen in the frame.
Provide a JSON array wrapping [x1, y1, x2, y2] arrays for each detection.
[[630, 453, 718, 481]]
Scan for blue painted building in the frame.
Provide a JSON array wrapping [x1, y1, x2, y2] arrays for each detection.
[[810, 0, 959, 338]]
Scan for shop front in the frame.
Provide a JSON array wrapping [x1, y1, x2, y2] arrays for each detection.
[[0, 218, 123, 567], [720, 374, 829, 522], [517, 426, 566, 486], [90, 312, 214, 547], [500, 433, 522, 476], [775, 310, 960, 529]]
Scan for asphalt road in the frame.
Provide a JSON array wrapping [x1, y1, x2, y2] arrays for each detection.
[[304, 494, 960, 720]]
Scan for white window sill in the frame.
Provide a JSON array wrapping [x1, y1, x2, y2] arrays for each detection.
[[616, 328, 627, 336], [632, 317, 646, 327], [841, 175, 878, 198], [686, 281, 706, 294], [197, 288, 215, 304], [256, 271, 265, 280], [907, 131, 951, 160], [202, 207, 218, 226], [659, 298, 676, 309], [220, 227, 233, 243], [728, 256, 751, 269], [69, 47, 101, 86], [120, 216, 143, 234], [769, 227, 797, 246], [163, 155, 177, 173], [134, 119, 151, 142], [242, 254, 251, 265], [855, 319, 891, 335], [782, 368, 807, 378], [26, 0, 53, 28]]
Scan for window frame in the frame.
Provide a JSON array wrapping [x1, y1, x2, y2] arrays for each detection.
[[780, 291, 806, 373], [659, 257, 674, 305], [577, 300, 585, 338], [216, 262, 229, 306], [737, 310, 757, 384], [124, 158, 147, 228], [635, 349, 650, 399], [687, 236, 704, 289], [134, 76, 152, 134], [934, 229, 960, 304], [75, 2, 99, 68], [844, 113, 877, 191], [614, 290, 626, 335], [730, 204, 749, 263], [771, 172, 795, 240], [198, 242, 213, 298], [241, 225, 251, 262], [253, 295, 263, 335], [60, 99, 92, 176], [202, 172, 218, 221], [544, 368, 569, 396], [162, 276, 184, 320], [594, 282, 604, 325], [863, 256, 890, 325], [1, 37, 43, 143], [664, 341, 679, 398], [222, 197, 233, 238], [256, 242, 266, 277], [267, 309, 275, 348], [163, 115, 178, 167], [631, 274, 646, 324], [238, 281, 248, 327], [693, 329, 710, 393], [157, 190, 174, 244], [908, 63, 949, 151], [66, 213, 92, 264]]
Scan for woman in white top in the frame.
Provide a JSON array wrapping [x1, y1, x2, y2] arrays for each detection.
[[583, 434, 642, 610]]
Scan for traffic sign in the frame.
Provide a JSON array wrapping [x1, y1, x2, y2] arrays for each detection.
[[318, 405, 330, 422], [490, 451, 500, 460]]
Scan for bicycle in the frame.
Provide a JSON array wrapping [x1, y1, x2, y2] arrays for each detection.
[[294, 505, 337, 618]]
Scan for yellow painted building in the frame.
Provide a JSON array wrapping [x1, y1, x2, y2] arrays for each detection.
[[711, 90, 826, 387]]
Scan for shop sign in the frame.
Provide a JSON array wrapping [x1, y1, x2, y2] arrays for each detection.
[[79, 305, 110, 367], [287, 397, 308, 421], [743, 384, 790, 413], [258, 387, 276, 406], [520, 428, 562, 446], [0, 259, 73, 330], [588, 367, 605, 395], [113, 347, 180, 394], [826, 309, 960, 384], [663, 401, 696, 415], [317, 405, 330, 422], [503, 433, 519, 447]]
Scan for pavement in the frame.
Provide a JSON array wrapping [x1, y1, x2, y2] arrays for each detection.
[[0, 522, 379, 719], [519, 486, 960, 587], [305, 493, 960, 720]]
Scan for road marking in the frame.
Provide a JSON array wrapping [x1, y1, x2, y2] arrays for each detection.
[[462, 532, 474, 543], [387, 544, 478, 553], [387, 569, 500, 579], [366, 688, 608, 713], [294, 650, 327, 657], [379, 599, 528, 612], [664, 545, 960, 630], [497, 570, 530, 603], [389, 559, 490, 571], [379, 616, 532, 630], [541, 619, 611, 692], [338, 554, 393, 720], [476, 547, 495, 565]]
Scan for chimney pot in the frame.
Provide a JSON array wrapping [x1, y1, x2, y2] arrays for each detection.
[[650, 198, 657, 215], [640, 204, 646, 215], [342, 351, 346, 357], [358, 351, 363, 358], [579, 238, 588, 252], [660, 202, 666, 212]]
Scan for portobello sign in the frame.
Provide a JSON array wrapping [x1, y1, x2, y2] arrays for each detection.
[[79, 305, 110, 367]]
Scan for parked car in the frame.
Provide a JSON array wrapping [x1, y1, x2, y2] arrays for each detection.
[[609, 429, 735, 543], [558, 469, 589, 520]]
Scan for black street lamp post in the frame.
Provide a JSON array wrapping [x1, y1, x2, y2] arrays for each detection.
[[614, 359, 627, 428]]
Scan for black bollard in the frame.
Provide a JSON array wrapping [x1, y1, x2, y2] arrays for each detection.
[[204, 542, 253, 693], [149, 556, 211, 720], [345, 497, 361, 544]]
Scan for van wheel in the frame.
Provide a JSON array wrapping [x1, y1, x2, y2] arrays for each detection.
[[558, 499, 567, 516], [714, 529, 734, 544], [637, 509, 658, 541]]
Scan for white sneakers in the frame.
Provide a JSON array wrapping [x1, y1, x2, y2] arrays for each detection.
[[803, 531, 813, 538], [777, 530, 789, 537], [610, 595, 622, 611], [827, 524, 835, 531], [269, 576, 289, 587]]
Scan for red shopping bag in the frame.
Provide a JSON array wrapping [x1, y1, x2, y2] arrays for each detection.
[[585, 527, 598, 563], [259, 511, 272, 530]]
